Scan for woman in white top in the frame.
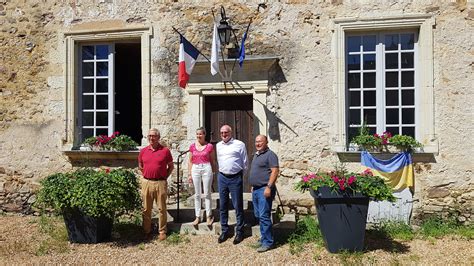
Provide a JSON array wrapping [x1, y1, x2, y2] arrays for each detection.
[[188, 127, 217, 225]]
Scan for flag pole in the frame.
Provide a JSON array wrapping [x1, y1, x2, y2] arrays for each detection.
[[172, 26, 211, 63], [231, 18, 252, 73]]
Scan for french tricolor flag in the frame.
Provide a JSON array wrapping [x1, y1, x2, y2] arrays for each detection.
[[178, 35, 199, 88]]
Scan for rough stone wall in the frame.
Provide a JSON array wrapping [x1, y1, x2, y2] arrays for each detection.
[[0, 0, 472, 223]]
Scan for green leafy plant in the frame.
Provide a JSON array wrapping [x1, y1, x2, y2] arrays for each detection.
[[295, 165, 395, 202], [350, 122, 422, 151], [389, 134, 422, 151], [35, 168, 141, 219], [83, 132, 139, 151], [288, 216, 323, 254]]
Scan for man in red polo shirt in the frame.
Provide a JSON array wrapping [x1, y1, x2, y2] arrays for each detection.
[[138, 128, 174, 241]]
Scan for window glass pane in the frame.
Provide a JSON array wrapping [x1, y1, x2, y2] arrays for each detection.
[[348, 127, 359, 142], [349, 109, 361, 125], [348, 55, 360, 70], [96, 62, 108, 76], [368, 127, 376, 135], [82, 62, 94, 77], [402, 127, 415, 138], [96, 79, 108, 92], [386, 90, 398, 106], [402, 108, 415, 124], [363, 90, 376, 106], [386, 127, 399, 135], [402, 90, 414, 105], [400, 34, 415, 50], [363, 35, 376, 52], [96, 128, 108, 136], [82, 95, 94, 109], [82, 112, 93, 126], [386, 109, 399, 124], [401, 52, 414, 68], [385, 72, 398, 87], [96, 112, 108, 126], [363, 72, 375, 88], [365, 109, 376, 124], [401, 71, 414, 87], [82, 79, 93, 93], [82, 46, 94, 60], [96, 45, 109, 59], [348, 73, 360, 88], [385, 53, 398, 69], [81, 128, 94, 140], [96, 95, 108, 110], [349, 91, 360, 106], [363, 54, 376, 70], [347, 36, 361, 52], [385, 34, 399, 50]]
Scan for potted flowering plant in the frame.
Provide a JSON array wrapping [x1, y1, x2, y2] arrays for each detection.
[[295, 165, 395, 253], [82, 132, 139, 151]]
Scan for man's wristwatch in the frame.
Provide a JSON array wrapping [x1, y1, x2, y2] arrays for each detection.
[[266, 184, 273, 189]]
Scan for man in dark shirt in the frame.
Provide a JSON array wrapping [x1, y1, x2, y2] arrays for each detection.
[[249, 135, 279, 252], [138, 128, 174, 241]]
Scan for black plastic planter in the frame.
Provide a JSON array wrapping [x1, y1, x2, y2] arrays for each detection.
[[62, 208, 114, 244], [310, 187, 369, 253]]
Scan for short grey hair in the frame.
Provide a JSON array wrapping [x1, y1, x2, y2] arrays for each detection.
[[149, 128, 160, 136]]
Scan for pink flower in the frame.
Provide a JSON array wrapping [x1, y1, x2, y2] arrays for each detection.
[[302, 175, 310, 182], [348, 175, 356, 185], [363, 168, 373, 176]]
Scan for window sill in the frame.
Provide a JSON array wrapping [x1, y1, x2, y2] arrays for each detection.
[[336, 151, 436, 163], [63, 150, 139, 161]]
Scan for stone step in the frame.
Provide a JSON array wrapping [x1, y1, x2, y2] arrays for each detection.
[[184, 192, 256, 210], [167, 204, 284, 224], [166, 213, 296, 238]]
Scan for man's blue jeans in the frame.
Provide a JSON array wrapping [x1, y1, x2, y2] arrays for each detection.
[[218, 173, 244, 235], [252, 186, 275, 248]]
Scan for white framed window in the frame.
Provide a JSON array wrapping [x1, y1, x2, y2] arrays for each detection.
[[346, 32, 418, 141], [332, 15, 438, 153], [63, 27, 152, 149], [79, 44, 115, 140]]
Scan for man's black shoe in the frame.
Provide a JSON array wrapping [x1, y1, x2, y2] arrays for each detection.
[[233, 234, 244, 245], [218, 233, 229, 244]]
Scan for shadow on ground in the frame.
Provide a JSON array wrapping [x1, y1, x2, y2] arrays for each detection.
[[365, 229, 410, 253], [110, 222, 145, 247]]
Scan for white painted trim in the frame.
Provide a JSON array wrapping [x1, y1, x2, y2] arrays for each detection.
[[332, 15, 437, 153], [63, 26, 152, 148]]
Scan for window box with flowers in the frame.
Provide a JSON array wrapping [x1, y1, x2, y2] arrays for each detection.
[[338, 124, 436, 163], [295, 165, 395, 253], [64, 132, 140, 161]]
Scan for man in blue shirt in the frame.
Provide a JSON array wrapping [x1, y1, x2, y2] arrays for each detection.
[[249, 135, 279, 252], [216, 125, 248, 244]]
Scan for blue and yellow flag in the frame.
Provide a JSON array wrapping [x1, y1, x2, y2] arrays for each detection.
[[361, 151, 414, 191]]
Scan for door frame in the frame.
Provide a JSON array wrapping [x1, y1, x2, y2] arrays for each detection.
[[186, 81, 269, 141]]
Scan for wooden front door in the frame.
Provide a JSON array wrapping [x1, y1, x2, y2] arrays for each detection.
[[204, 95, 254, 192]]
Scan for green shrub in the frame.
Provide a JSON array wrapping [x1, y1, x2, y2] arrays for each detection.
[[35, 168, 141, 219]]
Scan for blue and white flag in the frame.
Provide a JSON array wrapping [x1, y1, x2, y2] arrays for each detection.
[[238, 31, 247, 68]]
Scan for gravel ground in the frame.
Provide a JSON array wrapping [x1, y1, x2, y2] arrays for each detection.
[[0, 215, 473, 265]]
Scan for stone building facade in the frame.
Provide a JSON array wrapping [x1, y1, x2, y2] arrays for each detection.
[[0, 0, 472, 223]]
